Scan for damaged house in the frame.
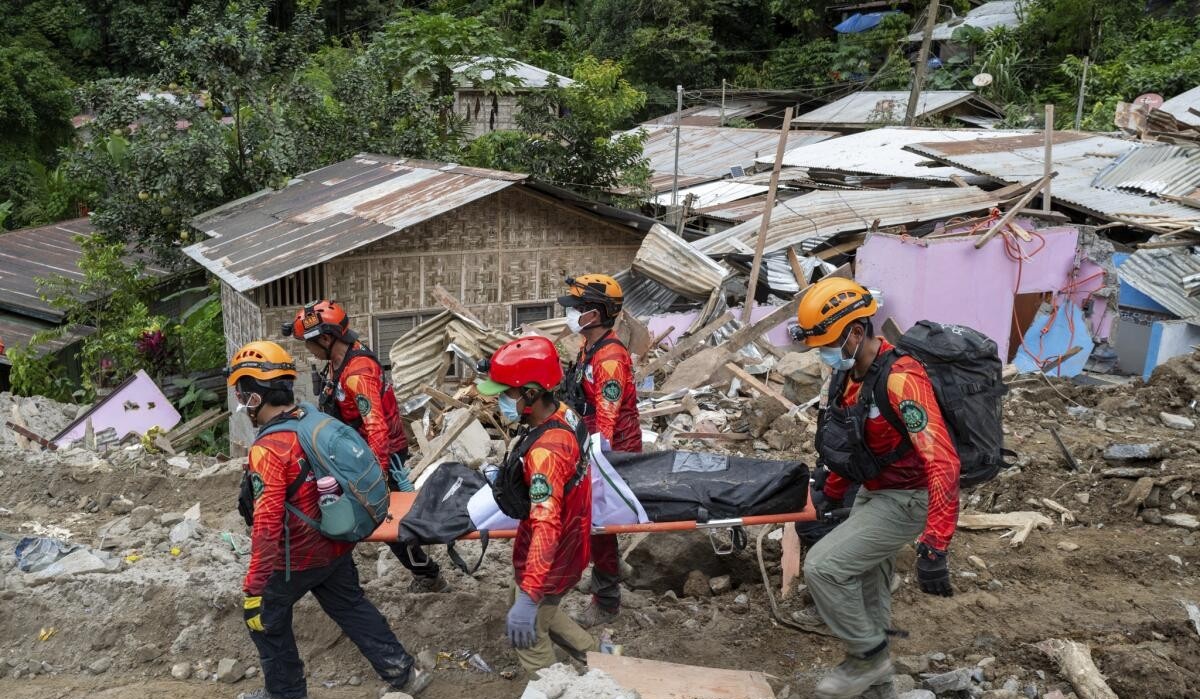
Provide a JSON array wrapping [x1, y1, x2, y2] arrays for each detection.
[[183, 154, 654, 450]]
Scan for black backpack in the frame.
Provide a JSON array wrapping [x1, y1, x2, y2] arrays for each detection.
[[492, 414, 589, 520], [825, 321, 1013, 488], [562, 335, 624, 418]]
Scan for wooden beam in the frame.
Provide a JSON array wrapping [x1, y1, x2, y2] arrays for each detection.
[[948, 174, 971, 188], [639, 402, 688, 419], [587, 653, 775, 699], [786, 246, 807, 287], [407, 410, 477, 481], [725, 362, 797, 411], [635, 310, 734, 382], [742, 107, 794, 323], [975, 172, 1058, 249], [431, 284, 484, 326], [1043, 104, 1054, 212]]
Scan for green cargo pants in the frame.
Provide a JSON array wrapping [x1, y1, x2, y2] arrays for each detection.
[[803, 488, 928, 656], [508, 585, 597, 676]]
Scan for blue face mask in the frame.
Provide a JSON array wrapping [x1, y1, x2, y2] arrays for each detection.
[[498, 393, 522, 423], [818, 333, 857, 371]]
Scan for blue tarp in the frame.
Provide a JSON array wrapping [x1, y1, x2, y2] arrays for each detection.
[[1013, 302, 1095, 378], [835, 11, 899, 34]]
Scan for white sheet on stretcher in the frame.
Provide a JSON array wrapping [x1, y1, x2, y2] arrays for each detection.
[[468, 434, 650, 531]]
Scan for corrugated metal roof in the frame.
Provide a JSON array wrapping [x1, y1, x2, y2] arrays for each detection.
[[1119, 247, 1200, 319], [694, 185, 1009, 255], [652, 180, 768, 208], [695, 193, 775, 223], [613, 268, 679, 317], [792, 91, 1001, 128], [1092, 145, 1200, 198], [453, 57, 574, 88], [905, 1, 1023, 41], [643, 100, 770, 127], [0, 313, 92, 366], [185, 155, 526, 293], [632, 125, 837, 193], [1160, 85, 1200, 128], [632, 224, 729, 299], [761, 127, 1030, 181], [0, 218, 171, 322], [386, 310, 512, 399], [907, 132, 1200, 225]]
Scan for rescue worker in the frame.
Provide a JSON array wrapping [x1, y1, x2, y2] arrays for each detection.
[[227, 341, 431, 699], [284, 300, 448, 593], [475, 336, 597, 675], [556, 274, 641, 629], [792, 279, 959, 699]]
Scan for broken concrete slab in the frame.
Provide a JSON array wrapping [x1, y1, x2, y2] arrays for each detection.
[[1163, 513, 1199, 530], [1103, 443, 1165, 462], [1160, 412, 1196, 430], [29, 548, 116, 584]]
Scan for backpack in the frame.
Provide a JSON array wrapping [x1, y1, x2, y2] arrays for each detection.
[[492, 413, 590, 520], [822, 321, 1013, 488], [399, 462, 490, 574], [259, 402, 390, 541], [562, 335, 624, 418]]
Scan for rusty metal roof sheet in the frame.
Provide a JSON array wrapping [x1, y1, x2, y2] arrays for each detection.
[[185, 155, 526, 293], [762, 127, 1030, 181], [632, 224, 730, 300], [1092, 145, 1200, 199], [0, 218, 170, 322], [1119, 247, 1200, 319], [695, 193, 775, 224], [792, 91, 1002, 129], [907, 132, 1200, 226], [1160, 85, 1200, 128], [632, 125, 837, 193], [694, 185, 1011, 255]]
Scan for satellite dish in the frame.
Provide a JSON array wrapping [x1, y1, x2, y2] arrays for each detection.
[[1134, 93, 1164, 110], [972, 73, 994, 88]]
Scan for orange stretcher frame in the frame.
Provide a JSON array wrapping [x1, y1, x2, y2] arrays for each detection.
[[366, 491, 817, 543]]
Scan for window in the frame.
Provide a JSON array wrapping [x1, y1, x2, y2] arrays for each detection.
[[257, 267, 324, 309], [375, 311, 440, 366], [512, 303, 554, 330]]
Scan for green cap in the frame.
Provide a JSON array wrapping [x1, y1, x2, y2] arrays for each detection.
[[475, 377, 512, 396]]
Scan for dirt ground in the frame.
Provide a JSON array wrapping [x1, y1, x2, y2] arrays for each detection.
[[1, 353, 1198, 699]]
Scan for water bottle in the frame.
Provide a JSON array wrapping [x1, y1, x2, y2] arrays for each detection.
[[482, 464, 500, 484], [317, 476, 341, 507]]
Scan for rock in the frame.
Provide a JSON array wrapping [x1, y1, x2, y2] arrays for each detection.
[[171, 662, 192, 680], [216, 658, 243, 683], [134, 644, 163, 663], [682, 570, 711, 598], [1103, 443, 1164, 462], [894, 674, 917, 693], [968, 555, 988, 571], [129, 505, 157, 530], [987, 579, 1003, 591], [244, 666, 258, 679], [1160, 412, 1196, 431], [1057, 541, 1081, 552], [160, 512, 185, 527], [974, 592, 1001, 611], [348, 675, 362, 686], [894, 655, 930, 675], [110, 496, 135, 514], [1142, 508, 1163, 525], [1075, 492, 1090, 505], [416, 649, 438, 671], [86, 657, 112, 675], [923, 668, 973, 694], [733, 593, 749, 606], [746, 395, 787, 438], [777, 351, 823, 404], [709, 575, 732, 595], [1163, 513, 1200, 530], [30, 549, 114, 583], [977, 656, 996, 669], [982, 691, 1020, 699], [381, 693, 415, 699], [898, 691, 936, 699]]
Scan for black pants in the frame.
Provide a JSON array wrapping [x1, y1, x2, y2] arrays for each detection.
[[250, 553, 415, 698], [386, 456, 440, 580]]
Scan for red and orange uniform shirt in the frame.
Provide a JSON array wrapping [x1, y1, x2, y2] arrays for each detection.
[[577, 332, 642, 453], [326, 344, 408, 473]]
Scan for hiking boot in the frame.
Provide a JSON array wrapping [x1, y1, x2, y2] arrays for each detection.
[[572, 600, 619, 629], [408, 573, 451, 593], [790, 605, 836, 637], [814, 649, 893, 699], [860, 678, 897, 699], [236, 690, 305, 699], [397, 667, 433, 696]]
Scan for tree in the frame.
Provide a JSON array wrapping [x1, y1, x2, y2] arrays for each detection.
[[466, 56, 650, 199]]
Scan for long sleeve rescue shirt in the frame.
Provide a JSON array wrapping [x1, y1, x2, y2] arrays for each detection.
[[512, 404, 593, 603], [243, 415, 353, 596], [578, 331, 642, 452], [823, 340, 961, 551], [327, 344, 408, 474]]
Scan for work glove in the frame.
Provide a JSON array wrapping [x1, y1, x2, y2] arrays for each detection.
[[506, 590, 539, 649], [915, 543, 953, 597], [243, 595, 265, 632]]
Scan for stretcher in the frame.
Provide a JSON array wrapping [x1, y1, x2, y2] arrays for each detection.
[[366, 491, 817, 544]]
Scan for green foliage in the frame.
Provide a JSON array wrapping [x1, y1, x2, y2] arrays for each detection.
[[7, 343, 74, 402], [173, 288, 227, 373], [465, 56, 650, 199]]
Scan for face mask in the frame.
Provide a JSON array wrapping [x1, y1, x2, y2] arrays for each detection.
[[565, 308, 586, 334], [818, 333, 857, 371], [498, 393, 522, 423]]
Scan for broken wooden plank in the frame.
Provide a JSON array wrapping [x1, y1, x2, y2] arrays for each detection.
[[781, 523, 802, 599], [407, 410, 477, 481], [743, 106, 794, 324], [725, 362, 797, 411], [587, 652, 776, 699], [431, 284, 484, 326], [786, 246, 807, 287], [4, 421, 56, 450], [958, 511, 1053, 548], [949, 174, 970, 188], [635, 310, 734, 382], [639, 402, 688, 419], [674, 431, 753, 441], [975, 172, 1058, 249], [1035, 639, 1118, 699], [1041, 498, 1076, 524]]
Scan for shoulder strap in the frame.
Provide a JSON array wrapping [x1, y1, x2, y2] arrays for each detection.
[[579, 333, 624, 368], [330, 346, 381, 387], [869, 349, 906, 435]]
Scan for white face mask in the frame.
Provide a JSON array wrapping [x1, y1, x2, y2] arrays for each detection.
[[566, 308, 586, 334]]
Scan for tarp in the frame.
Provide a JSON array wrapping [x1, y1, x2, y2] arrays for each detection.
[[835, 11, 899, 33], [1013, 302, 1095, 377]]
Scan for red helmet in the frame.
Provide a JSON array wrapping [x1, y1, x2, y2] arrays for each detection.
[[476, 336, 563, 395], [282, 300, 349, 341]]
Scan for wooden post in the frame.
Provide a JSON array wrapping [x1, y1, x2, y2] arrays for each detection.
[[974, 172, 1057, 249], [1074, 57, 1089, 130], [905, 0, 940, 126], [672, 84, 683, 208], [1043, 104, 1054, 212], [675, 192, 696, 237], [742, 106, 794, 324]]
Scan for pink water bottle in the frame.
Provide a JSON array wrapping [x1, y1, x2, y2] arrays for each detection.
[[317, 476, 341, 506]]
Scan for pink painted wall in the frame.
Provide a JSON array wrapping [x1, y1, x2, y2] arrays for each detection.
[[855, 226, 1107, 361], [648, 303, 796, 350], [52, 370, 181, 448]]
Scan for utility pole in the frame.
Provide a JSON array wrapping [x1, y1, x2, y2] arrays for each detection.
[[672, 84, 683, 208], [1043, 104, 1054, 212], [905, 0, 939, 126], [1073, 56, 1090, 130], [720, 79, 726, 127]]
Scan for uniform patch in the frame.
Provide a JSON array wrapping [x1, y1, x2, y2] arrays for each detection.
[[250, 472, 265, 500], [356, 394, 371, 417], [584, 364, 594, 383], [601, 379, 622, 402], [898, 399, 928, 433], [529, 473, 552, 504]]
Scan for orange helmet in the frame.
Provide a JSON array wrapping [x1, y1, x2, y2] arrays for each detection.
[[558, 274, 623, 319], [282, 300, 350, 341], [226, 341, 298, 386], [792, 278, 877, 347]]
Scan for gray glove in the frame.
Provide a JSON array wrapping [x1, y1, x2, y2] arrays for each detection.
[[506, 589, 539, 649]]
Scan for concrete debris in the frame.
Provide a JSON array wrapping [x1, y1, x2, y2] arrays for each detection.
[[29, 548, 117, 583], [922, 668, 973, 694], [85, 657, 112, 675], [216, 657, 244, 683], [1162, 513, 1199, 530], [170, 662, 192, 680], [521, 662, 639, 699], [1159, 412, 1196, 430], [1102, 443, 1165, 462]]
